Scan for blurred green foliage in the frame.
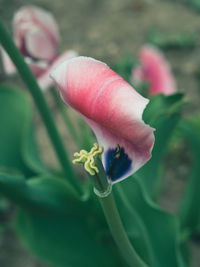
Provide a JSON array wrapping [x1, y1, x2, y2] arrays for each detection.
[[147, 29, 197, 50]]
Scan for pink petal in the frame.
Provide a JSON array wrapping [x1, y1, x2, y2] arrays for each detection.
[[51, 57, 155, 183], [38, 50, 78, 91], [132, 66, 144, 83], [13, 5, 59, 55], [133, 45, 176, 96], [25, 27, 57, 61], [0, 48, 16, 75]]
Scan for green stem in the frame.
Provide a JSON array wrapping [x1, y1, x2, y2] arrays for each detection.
[[50, 87, 81, 146], [0, 20, 82, 195], [79, 119, 94, 150], [99, 192, 148, 267]]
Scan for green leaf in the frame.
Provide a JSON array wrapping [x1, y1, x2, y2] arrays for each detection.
[[16, 207, 124, 267], [0, 172, 80, 215], [0, 85, 46, 176], [137, 94, 184, 197], [114, 186, 153, 266], [8, 175, 125, 267], [190, 0, 200, 11], [143, 93, 184, 125], [178, 115, 200, 235], [114, 177, 186, 267], [0, 171, 125, 267], [0, 196, 10, 233]]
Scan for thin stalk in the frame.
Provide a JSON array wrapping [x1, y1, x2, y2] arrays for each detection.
[[99, 192, 149, 267], [79, 119, 94, 150], [0, 20, 82, 195], [50, 87, 81, 146]]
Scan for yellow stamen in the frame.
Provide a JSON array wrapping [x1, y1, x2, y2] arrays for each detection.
[[73, 143, 104, 176], [115, 144, 121, 158]]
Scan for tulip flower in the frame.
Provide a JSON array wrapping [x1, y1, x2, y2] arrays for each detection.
[[51, 57, 155, 183], [132, 45, 176, 96], [1, 5, 77, 90]]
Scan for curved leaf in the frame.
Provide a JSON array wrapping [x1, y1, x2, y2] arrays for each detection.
[[0, 171, 125, 266], [0, 172, 80, 216], [0, 85, 46, 176], [178, 115, 200, 235], [16, 207, 124, 267], [137, 93, 184, 198], [114, 177, 186, 267]]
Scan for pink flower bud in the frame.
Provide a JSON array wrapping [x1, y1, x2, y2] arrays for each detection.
[[132, 45, 176, 96], [1, 5, 77, 90]]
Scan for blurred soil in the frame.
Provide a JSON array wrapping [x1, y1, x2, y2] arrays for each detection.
[[0, 0, 200, 266]]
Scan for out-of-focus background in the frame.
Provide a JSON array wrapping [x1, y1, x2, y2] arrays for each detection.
[[0, 0, 200, 266]]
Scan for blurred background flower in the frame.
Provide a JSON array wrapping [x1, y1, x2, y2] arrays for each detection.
[[1, 5, 77, 90], [132, 45, 176, 96]]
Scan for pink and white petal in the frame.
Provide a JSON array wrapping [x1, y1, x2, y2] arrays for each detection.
[[132, 66, 144, 84], [13, 6, 59, 45], [51, 57, 155, 182], [31, 6, 60, 44], [25, 27, 57, 61], [1, 48, 16, 75], [138, 45, 176, 96], [51, 57, 153, 149], [38, 50, 78, 91], [85, 117, 152, 183]]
